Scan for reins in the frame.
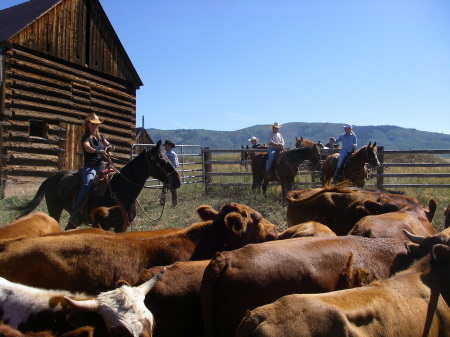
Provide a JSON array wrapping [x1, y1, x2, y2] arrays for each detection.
[[101, 149, 176, 224]]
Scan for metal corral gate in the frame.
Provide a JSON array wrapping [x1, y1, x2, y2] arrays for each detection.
[[130, 144, 204, 188]]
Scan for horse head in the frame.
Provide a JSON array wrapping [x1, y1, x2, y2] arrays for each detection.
[[365, 141, 380, 169], [147, 140, 181, 189]]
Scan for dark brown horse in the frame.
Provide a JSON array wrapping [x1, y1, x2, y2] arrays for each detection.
[[321, 141, 380, 187], [251, 145, 321, 202], [11, 140, 181, 232]]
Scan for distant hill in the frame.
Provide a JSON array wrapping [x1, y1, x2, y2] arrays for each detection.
[[148, 123, 450, 151]]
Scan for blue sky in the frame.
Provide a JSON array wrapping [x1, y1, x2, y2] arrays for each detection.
[[2, 0, 450, 134]]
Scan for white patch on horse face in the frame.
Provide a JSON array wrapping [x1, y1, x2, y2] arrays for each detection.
[[96, 285, 153, 337]]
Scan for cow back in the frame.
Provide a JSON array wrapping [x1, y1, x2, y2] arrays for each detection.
[[201, 236, 412, 337]]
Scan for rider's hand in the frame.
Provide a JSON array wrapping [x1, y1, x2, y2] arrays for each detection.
[[95, 149, 105, 155], [106, 144, 115, 152]]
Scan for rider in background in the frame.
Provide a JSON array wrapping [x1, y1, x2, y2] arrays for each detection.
[[68, 112, 114, 228], [329, 123, 357, 182], [248, 136, 262, 148], [160, 140, 179, 207], [265, 122, 285, 179]]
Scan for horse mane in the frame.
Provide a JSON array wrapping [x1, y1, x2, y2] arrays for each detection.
[[286, 181, 358, 205]]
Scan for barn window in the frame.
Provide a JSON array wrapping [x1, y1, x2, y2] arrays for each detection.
[[29, 120, 48, 139]]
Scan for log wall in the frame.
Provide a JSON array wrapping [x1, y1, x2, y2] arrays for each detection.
[[0, 47, 136, 198]]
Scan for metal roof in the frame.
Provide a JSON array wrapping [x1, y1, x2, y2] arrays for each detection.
[[0, 0, 62, 43]]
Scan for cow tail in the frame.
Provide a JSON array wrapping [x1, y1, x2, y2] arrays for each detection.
[[200, 251, 229, 337], [9, 176, 51, 218]]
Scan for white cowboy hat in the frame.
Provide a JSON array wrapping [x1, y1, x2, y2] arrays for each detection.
[[343, 123, 352, 129], [248, 136, 259, 142], [271, 122, 281, 129]]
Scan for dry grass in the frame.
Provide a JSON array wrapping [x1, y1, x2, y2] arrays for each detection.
[[0, 153, 449, 233]]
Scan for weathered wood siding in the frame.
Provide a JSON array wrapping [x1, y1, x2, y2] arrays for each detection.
[[0, 0, 141, 198], [7, 0, 140, 85]]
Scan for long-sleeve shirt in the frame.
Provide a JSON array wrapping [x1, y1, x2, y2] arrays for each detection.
[[165, 149, 179, 170], [333, 132, 357, 153]]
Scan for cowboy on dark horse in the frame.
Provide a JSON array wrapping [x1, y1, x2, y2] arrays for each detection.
[[329, 123, 357, 182]]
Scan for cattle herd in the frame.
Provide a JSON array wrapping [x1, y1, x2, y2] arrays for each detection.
[[0, 182, 450, 337]]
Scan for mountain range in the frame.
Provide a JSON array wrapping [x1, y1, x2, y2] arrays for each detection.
[[148, 122, 450, 151]]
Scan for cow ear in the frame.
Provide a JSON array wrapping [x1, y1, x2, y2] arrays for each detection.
[[224, 212, 246, 233], [432, 244, 450, 263], [197, 205, 218, 221]]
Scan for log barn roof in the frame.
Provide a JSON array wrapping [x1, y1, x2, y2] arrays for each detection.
[[0, 0, 142, 88]]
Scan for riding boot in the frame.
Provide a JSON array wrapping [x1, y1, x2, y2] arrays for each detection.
[[333, 168, 341, 183], [67, 211, 82, 229], [171, 189, 178, 207]]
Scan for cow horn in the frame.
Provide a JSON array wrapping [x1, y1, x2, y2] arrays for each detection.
[[139, 267, 166, 294], [402, 229, 425, 244], [64, 297, 99, 312]]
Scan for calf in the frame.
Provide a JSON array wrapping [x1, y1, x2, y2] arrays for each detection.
[[0, 212, 60, 240], [201, 235, 412, 337], [0, 269, 165, 337], [236, 229, 450, 337], [0, 202, 277, 294]]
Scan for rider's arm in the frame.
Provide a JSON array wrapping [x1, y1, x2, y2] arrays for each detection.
[[82, 139, 97, 153]]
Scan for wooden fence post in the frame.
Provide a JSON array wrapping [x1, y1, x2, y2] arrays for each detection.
[[376, 146, 384, 188], [203, 147, 212, 185]]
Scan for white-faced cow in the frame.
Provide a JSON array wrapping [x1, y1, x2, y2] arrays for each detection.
[[0, 268, 165, 337]]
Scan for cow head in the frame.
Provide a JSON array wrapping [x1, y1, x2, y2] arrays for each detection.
[[65, 268, 166, 337], [217, 203, 278, 249]]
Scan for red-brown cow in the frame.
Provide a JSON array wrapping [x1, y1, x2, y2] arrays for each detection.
[[0, 202, 277, 294], [445, 203, 450, 229], [235, 230, 450, 337], [0, 269, 165, 337], [349, 198, 436, 239], [286, 182, 436, 235], [0, 212, 60, 240], [0, 324, 94, 337], [138, 260, 209, 337], [277, 221, 336, 239], [201, 235, 413, 337]]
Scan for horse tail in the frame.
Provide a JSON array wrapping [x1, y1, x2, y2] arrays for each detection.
[[9, 176, 53, 218], [90, 205, 120, 229]]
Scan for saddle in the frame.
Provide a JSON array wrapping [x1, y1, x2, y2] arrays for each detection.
[[72, 166, 115, 221]]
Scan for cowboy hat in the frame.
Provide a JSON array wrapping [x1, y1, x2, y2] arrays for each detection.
[[248, 136, 259, 142], [164, 140, 175, 148], [343, 123, 352, 129], [271, 122, 281, 129], [83, 112, 103, 126]]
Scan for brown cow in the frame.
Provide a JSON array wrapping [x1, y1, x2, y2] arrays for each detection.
[[0, 202, 277, 294], [445, 203, 450, 229], [235, 229, 450, 337], [201, 235, 413, 337], [0, 269, 165, 337], [0, 324, 94, 337], [138, 260, 209, 337], [349, 198, 436, 239], [286, 182, 436, 235], [0, 212, 60, 240], [277, 221, 336, 239]]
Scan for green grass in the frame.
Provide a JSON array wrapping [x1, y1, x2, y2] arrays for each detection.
[[1, 153, 449, 233]]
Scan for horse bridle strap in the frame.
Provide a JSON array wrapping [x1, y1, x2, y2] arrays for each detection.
[[106, 180, 130, 232]]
